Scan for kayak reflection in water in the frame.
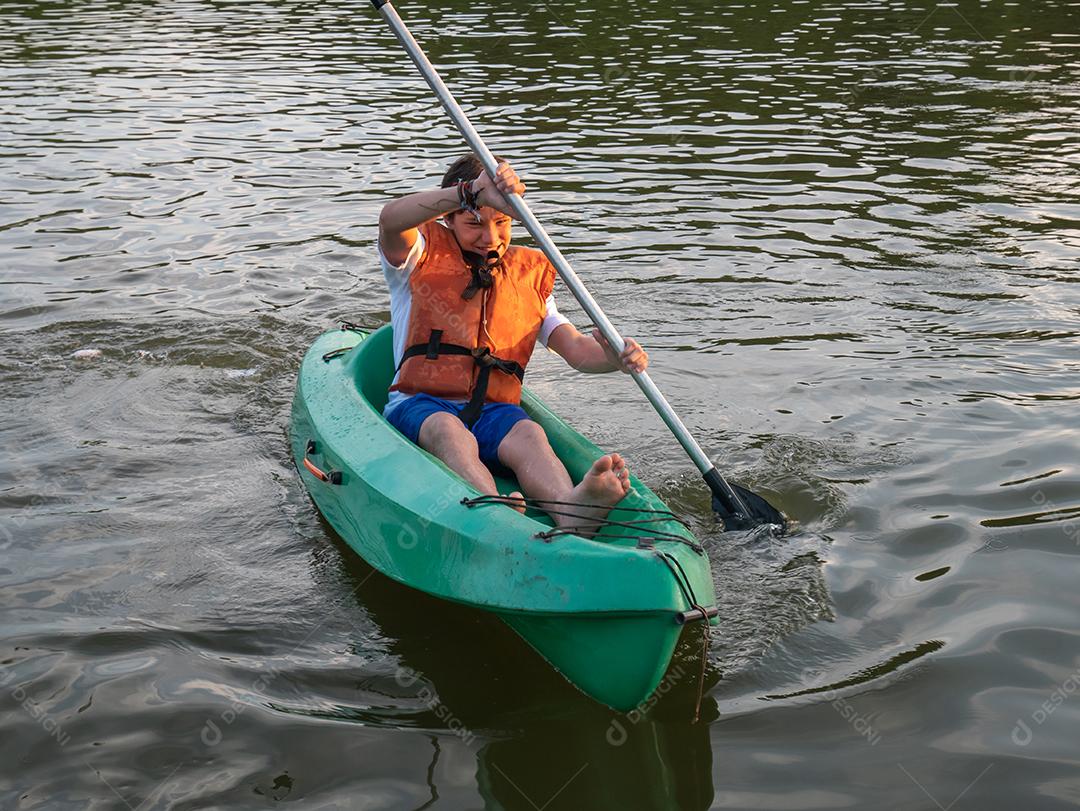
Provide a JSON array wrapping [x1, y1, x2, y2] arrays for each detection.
[[377, 154, 649, 529]]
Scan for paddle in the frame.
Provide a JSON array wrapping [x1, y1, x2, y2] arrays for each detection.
[[371, 0, 786, 532]]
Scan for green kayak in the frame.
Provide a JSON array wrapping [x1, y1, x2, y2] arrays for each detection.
[[290, 324, 718, 711]]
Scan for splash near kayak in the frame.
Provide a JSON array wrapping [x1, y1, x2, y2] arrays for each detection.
[[290, 324, 718, 711]]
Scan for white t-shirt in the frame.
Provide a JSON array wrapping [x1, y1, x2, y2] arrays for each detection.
[[379, 230, 571, 417]]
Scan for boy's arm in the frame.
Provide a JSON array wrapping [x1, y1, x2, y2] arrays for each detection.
[[378, 164, 526, 266], [547, 324, 649, 374], [378, 187, 460, 267]]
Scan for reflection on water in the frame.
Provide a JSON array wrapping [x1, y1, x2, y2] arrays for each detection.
[[2, 0, 1079, 807]]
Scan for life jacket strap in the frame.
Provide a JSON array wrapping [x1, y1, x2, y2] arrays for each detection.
[[459, 347, 524, 427], [397, 331, 525, 428], [425, 328, 443, 359]]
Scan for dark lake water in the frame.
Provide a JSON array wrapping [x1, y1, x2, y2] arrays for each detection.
[[2, 0, 1079, 807]]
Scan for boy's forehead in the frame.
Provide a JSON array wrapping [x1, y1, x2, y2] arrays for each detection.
[[456, 207, 509, 224]]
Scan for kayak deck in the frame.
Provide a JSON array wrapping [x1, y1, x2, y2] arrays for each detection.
[[290, 324, 718, 710]]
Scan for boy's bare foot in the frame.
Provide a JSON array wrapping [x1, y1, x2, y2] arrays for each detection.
[[559, 454, 631, 534], [505, 490, 527, 514]]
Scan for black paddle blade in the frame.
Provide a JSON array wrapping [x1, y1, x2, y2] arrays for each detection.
[[704, 468, 787, 532]]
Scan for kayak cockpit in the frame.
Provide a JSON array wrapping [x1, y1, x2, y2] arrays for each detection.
[[344, 324, 697, 547], [347, 325, 558, 528]]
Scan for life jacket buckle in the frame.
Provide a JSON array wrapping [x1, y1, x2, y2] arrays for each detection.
[[471, 347, 496, 367]]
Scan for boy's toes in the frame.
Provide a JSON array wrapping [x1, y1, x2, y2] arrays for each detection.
[[591, 454, 614, 475], [506, 491, 527, 514]]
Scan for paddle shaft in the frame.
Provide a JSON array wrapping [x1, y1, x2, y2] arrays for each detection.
[[371, 0, 752, 520]]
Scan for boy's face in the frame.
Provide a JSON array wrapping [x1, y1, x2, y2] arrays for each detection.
[[447, 207, 513, 259]]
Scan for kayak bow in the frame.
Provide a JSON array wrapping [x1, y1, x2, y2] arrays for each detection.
[[290, 325, 718, 711]]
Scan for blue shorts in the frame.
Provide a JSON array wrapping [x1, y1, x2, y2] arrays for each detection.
[[385, 393, 530, 471]]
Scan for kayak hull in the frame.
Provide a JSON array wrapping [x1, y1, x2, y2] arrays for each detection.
[[290, 325, 717, 711]]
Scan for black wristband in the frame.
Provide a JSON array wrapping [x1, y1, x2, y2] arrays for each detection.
[[464, 179, 480, 211]]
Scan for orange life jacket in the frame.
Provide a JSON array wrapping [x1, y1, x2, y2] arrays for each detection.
[[391, 220, 557, 423]]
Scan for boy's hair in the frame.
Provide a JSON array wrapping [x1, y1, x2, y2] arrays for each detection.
[[440, 154, 506, 189]]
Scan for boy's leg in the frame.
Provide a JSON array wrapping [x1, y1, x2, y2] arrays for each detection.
[[388, 395, 513, 503], [491, 417, 630, 530], [416, 411, 500, 496]]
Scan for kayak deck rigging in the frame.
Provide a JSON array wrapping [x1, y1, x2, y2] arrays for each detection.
[[461, 492, 702, 551]]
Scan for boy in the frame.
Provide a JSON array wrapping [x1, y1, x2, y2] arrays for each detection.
[[378, 155, 649, 528]]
